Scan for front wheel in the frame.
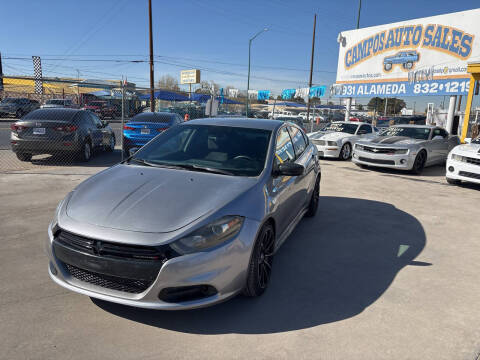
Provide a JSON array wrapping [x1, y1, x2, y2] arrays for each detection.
[[339, 143, 352, 160], [411, 151, 426, 174], [78, 141, 92, 162], [243, 223, 275, 297], [305, 176, 320, 217], [384, 63, 392, 71]]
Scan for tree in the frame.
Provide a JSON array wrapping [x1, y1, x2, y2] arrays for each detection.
[[195, 80, 220, 94], [293, 97, 305, 104], [157, 75, 179, 91], [357, 104, 364, 111], [276, 95, 282, 100], [367, 97, 406, 115]]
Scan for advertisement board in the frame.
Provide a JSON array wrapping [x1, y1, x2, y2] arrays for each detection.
[[332, 9, 479, 97], [180, 69, 201, 84]]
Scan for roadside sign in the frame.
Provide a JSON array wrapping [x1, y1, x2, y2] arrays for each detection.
[[180, 69, 200, 84]]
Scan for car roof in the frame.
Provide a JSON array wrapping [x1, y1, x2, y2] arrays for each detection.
[[331, 121, 369, 125], [186, 117, 283, 131], [390, 124, 436, 129]]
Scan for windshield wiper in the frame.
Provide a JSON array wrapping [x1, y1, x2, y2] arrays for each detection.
[[169, 163, 234, 175]]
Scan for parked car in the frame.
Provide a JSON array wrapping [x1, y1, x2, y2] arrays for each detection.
[[352, 125, 460, 174], [123, 112, 183, 155], [46, 118, 321, 309], [11, 108, 115, 162], [308, 121, 379, 160], [84, 101, 118, 119], [0, 97, 39, 118], [383, 51, 419, 71], [275, 116, 306, 132], [445, 136, 480, 185], [41, 99, 77, 109]]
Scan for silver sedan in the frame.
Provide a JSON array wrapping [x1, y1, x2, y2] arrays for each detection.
[[46, 118, 321, 310], [352, 125, 460, 174]]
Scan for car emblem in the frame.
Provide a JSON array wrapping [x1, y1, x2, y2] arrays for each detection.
[[372, 148, 379, 152]]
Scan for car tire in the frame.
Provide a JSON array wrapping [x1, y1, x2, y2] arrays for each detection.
[[105, 135, 115, 152], [446, 177, 461, 185], [384, 63, 392, 71], [411, 150, 426, 175], [339, 143, 352, 160], [16, 153, 32, 162], [79, 141, 92, 162], [305, 176, 320, 217], [243, 222, 275, 298]]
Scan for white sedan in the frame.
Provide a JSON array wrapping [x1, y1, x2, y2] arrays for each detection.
[[308, 122, 378, 160], [446, 137, 480, 185]]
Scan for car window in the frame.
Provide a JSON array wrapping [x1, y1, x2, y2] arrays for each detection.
[[288, 125, 307, 158], [90, 113, 103, 127], [433, 128, 448, 139], [358, 125, 372, 134], [275, 126, 295, 164]]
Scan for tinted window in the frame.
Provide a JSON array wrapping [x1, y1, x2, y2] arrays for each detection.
[[323, 123, 359, 134], [288, 126, 307, 157], [275, 127, 295, 164], [132, 125, 271, 177], [358, 125, 372, 134], [90, 113, 103, 127], [433, 128, 448, 138], [379, 127, 431, 140], [131, 112, 175, 123], [22, 109, 78, 121]]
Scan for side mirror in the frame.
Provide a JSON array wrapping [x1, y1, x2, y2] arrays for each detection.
[[128, 147, 139, 157], [432, 135, 444, 140], [274, 162, 304, 177]]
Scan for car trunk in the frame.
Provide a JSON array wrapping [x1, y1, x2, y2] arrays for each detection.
[[13, 120, 77, 141], [125, 121, 171, 136]]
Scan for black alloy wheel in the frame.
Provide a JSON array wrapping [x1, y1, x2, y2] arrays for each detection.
[[305, 176, 320, 217], [411, 151, 426, 175], [243, 223, 275, 297]]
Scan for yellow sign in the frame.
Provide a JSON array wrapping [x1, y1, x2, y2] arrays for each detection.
[[180, 69, 200, 84]]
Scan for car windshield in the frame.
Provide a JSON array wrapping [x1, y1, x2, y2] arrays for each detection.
[[323, 123, 358, 134], [46, 100, 65, 105], [130, 124, 272, 177], [379, 127, 431, 140]]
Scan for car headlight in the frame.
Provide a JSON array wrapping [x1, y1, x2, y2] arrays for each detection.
[[356, 144, 364, 150], [327, 141, 337, 146], [395, 149, 408, 154], [451, 153, 464, 161], [170, 216, 244, 255]]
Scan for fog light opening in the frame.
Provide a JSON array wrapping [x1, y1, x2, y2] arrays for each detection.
[[448, 166, 454, 172], [159, 285, 218, 303], [400, 159, 407, 164]]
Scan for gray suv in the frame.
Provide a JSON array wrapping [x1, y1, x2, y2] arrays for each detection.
[[0, 97, 40, 118]]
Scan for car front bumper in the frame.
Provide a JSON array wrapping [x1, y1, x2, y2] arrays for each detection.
[[352, 150, 415, 170], [446, 158, 480, 184], [46, 218, 261, 310], [314, 145, 340, 158]]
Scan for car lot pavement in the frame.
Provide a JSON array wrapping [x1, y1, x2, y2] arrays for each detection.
[[0, 159, 479, 360]]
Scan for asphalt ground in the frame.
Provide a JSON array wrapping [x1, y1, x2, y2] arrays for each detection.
[[0, 156, 479, 359]]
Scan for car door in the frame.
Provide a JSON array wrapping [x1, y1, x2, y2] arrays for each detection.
[[287, 125, 314, 210], [270, 126, 299, 237], [429, 128, 449, 164], [86, 112, 104, 148]]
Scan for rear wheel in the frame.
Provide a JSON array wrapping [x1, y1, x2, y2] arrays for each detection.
[[105, 135, 115, 152], [243, 223, 275, 297], [79, 141, 92, 162], [384, 63, 392, 71], [411, 151, 426, 174], [446, 177, 461, 185], [305, 176, 320, 217], [339, 143, 352, 160], [16, 153, 32, 162]]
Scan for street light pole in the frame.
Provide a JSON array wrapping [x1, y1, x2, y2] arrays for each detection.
[[246, 28, 268, 117], [148, 0, 155, 112]]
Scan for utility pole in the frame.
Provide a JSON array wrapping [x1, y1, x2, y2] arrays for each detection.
[[246, 28, 268, 117], [148, 0, 155, 112], [384, 98, 388, 116], [0, 52, 4, 92], [345, 0, 362, 122], [307, 14, 317, 133], [357, 0, 362, 29]]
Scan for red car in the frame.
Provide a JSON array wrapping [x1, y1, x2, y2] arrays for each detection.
[[84, 101, 118, 119]]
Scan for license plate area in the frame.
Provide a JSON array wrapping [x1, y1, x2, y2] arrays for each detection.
[[140, 128, 150, 135], [33, 128, 46, 135]]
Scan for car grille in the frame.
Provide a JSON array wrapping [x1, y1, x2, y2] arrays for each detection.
[[464, 156, 480, 166], [56, 230, 169, 261], [312, 139, 326, 146], [459, 171, 480, 180], [361, 146, 398, 154], [64, 263, 153, 293], [358, 157, 395, 165]]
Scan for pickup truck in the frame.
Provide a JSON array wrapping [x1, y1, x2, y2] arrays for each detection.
[[383, 51, 419, 71], [0, 97, 40, 118]]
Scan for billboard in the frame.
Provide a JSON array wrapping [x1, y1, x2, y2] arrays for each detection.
[[332, 9, 479, 97], [180, 69, 200, 84]]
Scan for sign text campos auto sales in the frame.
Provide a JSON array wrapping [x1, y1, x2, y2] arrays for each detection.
[[333, 9, 480, 97]]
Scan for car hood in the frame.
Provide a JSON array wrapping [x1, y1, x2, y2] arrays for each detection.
[[309, 131, 350, 140], [66, 164, 257, 233], [451, 143, 480, 155], [362, 136, 424, 146]]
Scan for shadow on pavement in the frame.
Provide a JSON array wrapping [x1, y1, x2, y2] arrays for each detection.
[[358, 163, 445, 177], [29, 149, 122, 168], [93, 196, 428, 334]]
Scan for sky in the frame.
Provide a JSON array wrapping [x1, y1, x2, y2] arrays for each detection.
[[1, 0, 480, 110]]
